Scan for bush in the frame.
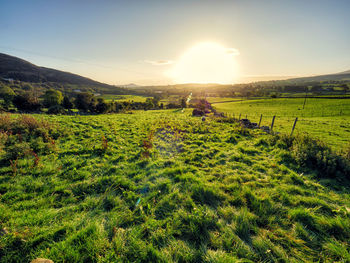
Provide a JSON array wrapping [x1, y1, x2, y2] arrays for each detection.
[[0, 115, 59, 162], [291, 135, 349, 178], [192, 108, 205, 116], [48, 105, 66, 114], [75, 92, 94, 112], [0, 86, 15, 109], [95, 98, 109, 113], [5, 142, 31, 160], [43, 89, 63, 107], [62, 96, 73, 109], [272, 134, 350, 179], [12, 92, 41, 112]]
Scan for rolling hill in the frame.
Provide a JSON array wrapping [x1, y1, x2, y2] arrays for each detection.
[[0, 53, 128, 94], [285, 70, 350, 83]]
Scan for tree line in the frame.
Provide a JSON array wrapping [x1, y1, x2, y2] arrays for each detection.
[[0, 85, 186, 114]]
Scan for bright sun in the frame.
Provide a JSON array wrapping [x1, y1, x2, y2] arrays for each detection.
[[168, 42, 239, 84]]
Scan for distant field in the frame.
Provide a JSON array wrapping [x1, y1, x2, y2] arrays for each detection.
[[98, 94, 150, 102], [206, 97, 242, 103], [212, 98, 350, 150], [279, 93, 350, 98]]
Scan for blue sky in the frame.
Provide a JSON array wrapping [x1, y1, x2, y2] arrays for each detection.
[[1, 0, 349, 85]]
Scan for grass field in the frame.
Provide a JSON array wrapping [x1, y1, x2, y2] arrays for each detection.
[[206, 97, 242, 104], [0, 111, 349, 262], [212, 98, 350, 150], [98, 94, 150, 102]]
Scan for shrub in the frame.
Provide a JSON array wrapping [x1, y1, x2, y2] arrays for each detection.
[[48, 105, 66, 114], [95, 98, 109, 113], [272, 134, 350, 179], [291, 135, 350, 178], [75, 92, 94, 112], [0, 86, 15, 109], [192, 108, 205, 116], [62, 95, 74, 109], [5, 142, 31, 160], [43, 89, 63, 107], [0, 115, 59, 162], [12, 92, 41, 112]]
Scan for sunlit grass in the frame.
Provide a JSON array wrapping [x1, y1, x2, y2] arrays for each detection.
[[0, 111, 349, 262], [213, 98, 350, 150]]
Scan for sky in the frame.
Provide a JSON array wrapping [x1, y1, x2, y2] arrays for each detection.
[[1, 0, 350, 85]]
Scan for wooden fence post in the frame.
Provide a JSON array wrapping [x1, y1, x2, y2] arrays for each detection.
[[290, 117, 298, 136], [258, 114, 262, 128], [270, 116, 276, 132], [302, 87, 308, 109]]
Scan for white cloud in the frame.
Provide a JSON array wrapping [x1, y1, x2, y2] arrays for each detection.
[[143, 60, 174, 66]]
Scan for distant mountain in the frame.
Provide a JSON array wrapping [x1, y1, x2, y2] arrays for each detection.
[[285, 70, 350, 83], [0, 53, 128, 94], [118, 83, 142, 88], [239, 75, 296, 83]]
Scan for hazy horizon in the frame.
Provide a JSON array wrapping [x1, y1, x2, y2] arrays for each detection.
[[1, 0, 349, 85]]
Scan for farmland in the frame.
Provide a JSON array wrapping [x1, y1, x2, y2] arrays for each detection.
[[211, 98, 350, 150], [0, 110, 349, 262], [98, 95, 151, 103]]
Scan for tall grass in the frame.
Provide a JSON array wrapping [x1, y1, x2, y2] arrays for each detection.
[[0, 111, 349, 262]]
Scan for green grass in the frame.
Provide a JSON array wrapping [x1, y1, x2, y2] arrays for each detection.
[[206, 97, 242, 104], [98, 94, 151, 102], [0, 111, 349, 262], [212, 98, 350, 150]]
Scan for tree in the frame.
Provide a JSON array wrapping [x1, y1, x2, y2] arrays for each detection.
[[47, 105, 65, 114], [0, 85, 15, 109], [95, 98, 109, 113], [310, 85, 323, 93], [145, 98, 154, 110], [88, 97, 97, 113], [113, 101, 124, 113], [340, 84, 349, 94], [13, 92, 41, 112], [62, 96, 73, 109], [75, 92, 94, 112], [152, 96, 161, 108], [43, 89, 63, 107]]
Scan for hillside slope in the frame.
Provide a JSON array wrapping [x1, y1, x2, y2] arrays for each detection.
[[286, 71, 350, 83], [0, 53, 128, 94]]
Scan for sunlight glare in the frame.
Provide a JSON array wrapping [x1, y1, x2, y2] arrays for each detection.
[[167, 42, 239, 84]]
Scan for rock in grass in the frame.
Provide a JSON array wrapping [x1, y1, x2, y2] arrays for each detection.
[[31, 258, 54, 263]]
